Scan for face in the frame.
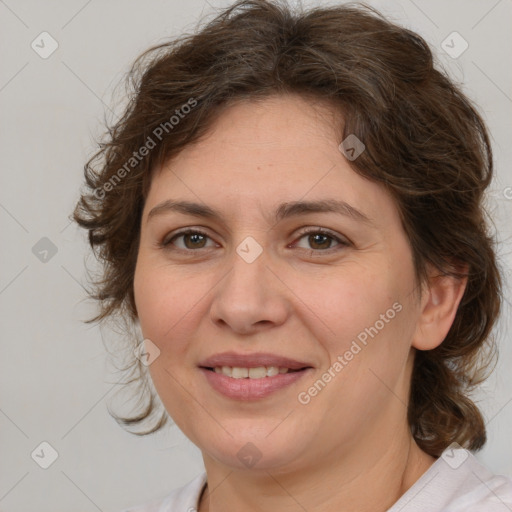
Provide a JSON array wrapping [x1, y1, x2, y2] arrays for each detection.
[[134, 94, 424, 472]]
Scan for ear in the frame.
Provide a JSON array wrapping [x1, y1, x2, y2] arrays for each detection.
[[412, 264, 468, 351]]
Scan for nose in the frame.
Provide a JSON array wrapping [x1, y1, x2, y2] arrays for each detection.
[[209, 244, 290, 335]]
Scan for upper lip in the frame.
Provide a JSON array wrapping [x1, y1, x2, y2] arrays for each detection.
[[199, 352, 312, 370]]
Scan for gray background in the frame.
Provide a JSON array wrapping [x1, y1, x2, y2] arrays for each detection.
[[0, 0, 511, 511]]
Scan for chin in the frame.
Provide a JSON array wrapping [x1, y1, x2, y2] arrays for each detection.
[[199, 421, 313, 472]]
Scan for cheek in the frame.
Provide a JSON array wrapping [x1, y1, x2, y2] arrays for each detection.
[[292, 265, 403, 351], [134, 263, 185, 345], [133, 264, 207, 433], [298, 271, 415, 409], [293, 262, 417, 416], [133, 261, 217, 362]]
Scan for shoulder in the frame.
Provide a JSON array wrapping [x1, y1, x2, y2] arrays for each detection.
[[389, 445, 512, 512], [119, 473, 207, 512], [446, 470, 512, 512]]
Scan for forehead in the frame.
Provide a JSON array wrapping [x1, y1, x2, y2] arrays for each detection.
[[145, 94, 399, 228]]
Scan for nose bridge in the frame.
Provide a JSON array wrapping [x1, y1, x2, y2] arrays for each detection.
[[224, 235, 271, 302], [209, 235, 288, 332]]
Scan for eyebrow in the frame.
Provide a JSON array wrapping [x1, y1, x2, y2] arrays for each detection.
[[147, 198, 373, 225]]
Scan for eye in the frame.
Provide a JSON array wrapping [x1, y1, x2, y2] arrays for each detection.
[[161, 229, 217, 251], [292, 227, 349, 252], [160, 227, 349, 254]]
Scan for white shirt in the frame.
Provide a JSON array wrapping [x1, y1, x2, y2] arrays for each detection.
[[122, 446, 512, 511]]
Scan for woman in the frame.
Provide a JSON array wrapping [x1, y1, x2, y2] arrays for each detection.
[[74, 1, 512, 510]]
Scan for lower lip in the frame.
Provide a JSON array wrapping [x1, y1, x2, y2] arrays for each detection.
[[200, 368, 310, 400]]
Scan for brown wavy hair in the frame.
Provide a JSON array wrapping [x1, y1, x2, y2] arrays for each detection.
[[73, 0, 502, 457]]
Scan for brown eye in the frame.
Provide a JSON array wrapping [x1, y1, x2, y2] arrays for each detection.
[[307, 233, 333, 250], [181, 232, 208, 249], [162, 229, 215, 250], [293, 228, 349, 252]]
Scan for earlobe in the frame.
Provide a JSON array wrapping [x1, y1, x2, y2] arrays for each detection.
[[412, 266, 468, 351]]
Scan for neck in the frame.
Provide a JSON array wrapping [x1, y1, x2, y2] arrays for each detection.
[[198, 431, 436, 512]]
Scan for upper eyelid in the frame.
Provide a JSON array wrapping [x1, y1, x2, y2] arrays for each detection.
[[163, 227, 215, 242]]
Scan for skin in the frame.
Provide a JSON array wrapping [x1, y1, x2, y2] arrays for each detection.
[[133, 94, 467, 511]]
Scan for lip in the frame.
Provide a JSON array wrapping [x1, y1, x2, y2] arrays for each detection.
[[198, 351, 313, 400], [198, 351, 312, 370], [200, 367, 312, 400]]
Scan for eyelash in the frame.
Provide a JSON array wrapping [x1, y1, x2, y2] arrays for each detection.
[[160, 227, 350, 254]]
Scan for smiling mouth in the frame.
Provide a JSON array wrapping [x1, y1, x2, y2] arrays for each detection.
[[203, 366, 307, 379], [200, 364, 312, 400]]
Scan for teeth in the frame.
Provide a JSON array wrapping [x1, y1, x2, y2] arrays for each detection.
[[231, 367, 248, 379], [214, 366, 290, 379], [266, 366, 279, 377], [249, 367, 267, 379]]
